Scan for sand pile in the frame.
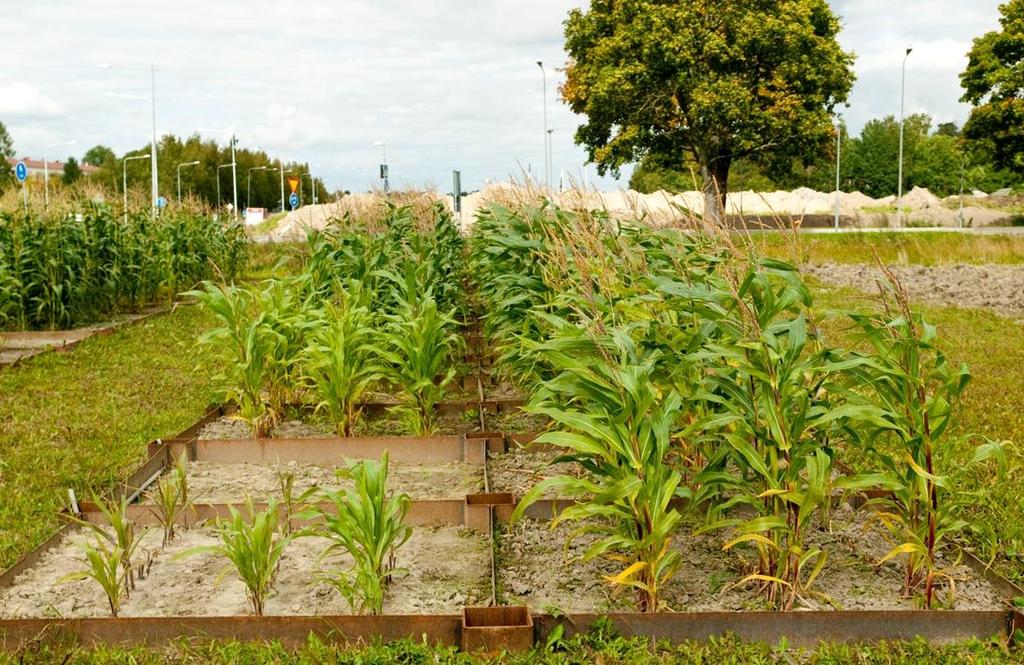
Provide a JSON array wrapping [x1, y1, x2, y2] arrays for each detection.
[[263, 183, 1016, 240]]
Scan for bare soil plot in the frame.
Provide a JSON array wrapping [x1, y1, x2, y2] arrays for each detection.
[[197, 411, 487, 440], [0, 525, 490, 618], [488, 450, 581, 498], [146, 459, 484, 503], [805, 263, 1024, 320]]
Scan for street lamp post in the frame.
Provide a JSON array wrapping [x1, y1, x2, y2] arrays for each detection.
[[897, 47, 913, 228], [834, 116, 842, 230], [122, 154, 149, 223], [278, 160, 287, 212], [99, 62, 159, 216], [202, 129, 240, 219], [247, 166, 272, 210], [44, 140, 76, 213], [216, 162, 234, 216], [176, 160, 200, 202], [536, 61, 549, 189]]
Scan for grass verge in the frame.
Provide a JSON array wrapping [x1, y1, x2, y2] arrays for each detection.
[[0, 631, 1017, 664], [0, 304, 217, 570], [756, 231, 1024, 266]]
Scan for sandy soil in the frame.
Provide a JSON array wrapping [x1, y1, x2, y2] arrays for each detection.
[[488, 450, 582, 498], [198, 411, 485, 440], [498, 502, 1004, 613], [806, 263, 1024, 321], [145, 459, 484, 503], [0, 525, 490, 618]]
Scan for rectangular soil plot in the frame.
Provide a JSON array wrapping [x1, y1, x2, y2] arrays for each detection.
[[147, 459, 485, 503], [0, 525, 491, 618], [497, 502, 1007, 614]]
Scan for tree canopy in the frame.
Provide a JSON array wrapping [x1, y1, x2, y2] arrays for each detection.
[[562, 0, 855, 220], [961, 0, 1024, 175], [0, 121, 14, 188]]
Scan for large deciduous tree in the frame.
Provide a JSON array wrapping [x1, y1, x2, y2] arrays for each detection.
[[562, 0, 855, 221], [961, 0, 1024, 176]]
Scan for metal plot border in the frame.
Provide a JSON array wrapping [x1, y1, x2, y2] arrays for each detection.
[[3, 410, 1024, 652]]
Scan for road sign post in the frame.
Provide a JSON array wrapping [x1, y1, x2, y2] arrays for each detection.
[[15, 161, 28, 214], [452, 170, 462, 217]]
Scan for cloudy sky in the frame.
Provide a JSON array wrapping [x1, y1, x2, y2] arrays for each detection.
[[0, 0, 1004, 191]]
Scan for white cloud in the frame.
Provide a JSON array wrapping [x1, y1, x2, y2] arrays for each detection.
[[0, 81, 62, 117], [0, 0, 1009, 189], [251, 104, 334, 154]]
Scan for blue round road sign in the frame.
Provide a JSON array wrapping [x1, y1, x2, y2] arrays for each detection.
[[156, 196, 168, 209], [289, 192, 299, 210], [15, 161, 27, 183]]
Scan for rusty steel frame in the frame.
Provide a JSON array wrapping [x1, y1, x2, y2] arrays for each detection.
[[4, 386, 1024, 651]]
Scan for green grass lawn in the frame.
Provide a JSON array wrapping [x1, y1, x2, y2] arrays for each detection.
[[756, 231, 1024, 265], [0, 305, 217, 570]]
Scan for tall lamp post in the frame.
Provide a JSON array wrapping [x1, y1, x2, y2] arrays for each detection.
[[99, 62, 158, 216], [216, 162, 234, 216], [176, 160, 200, 202], [897, 47, 913, 228], [373, 141, 389, 193], [247, 166, 272, 210], [202, 129, 240, 219], [44, 139, 76, 212], [536, 61, 549, 189], [834, 116, 842, 230], [122, 154, 150, 222]]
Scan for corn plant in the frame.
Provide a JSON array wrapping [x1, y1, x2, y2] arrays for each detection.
[[834, 276, 1007, 608], [59, 541, 126, 617], [302, 453, 412, 615], [692, 262, 858, 611], [180, 497, 292, 616], [302, 299, 385, 436], [378, 297, 461, 435], [276, 468, 318, 537], [147, 452, 191, 546], [188, 282, 282, 438], [65, 492, 145, 594], [510, 331, 687, 612]]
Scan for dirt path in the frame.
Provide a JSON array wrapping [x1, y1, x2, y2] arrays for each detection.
[[805, 263, 1024, 320]]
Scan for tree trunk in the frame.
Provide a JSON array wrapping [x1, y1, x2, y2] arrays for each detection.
[[700, 154, 731, 224]]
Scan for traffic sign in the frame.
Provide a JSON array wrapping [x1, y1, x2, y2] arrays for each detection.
[[156, 196, 168, 209], [289, 192, 299, 210], [287, 176, 299, 193], [14, 161, 27, 183]]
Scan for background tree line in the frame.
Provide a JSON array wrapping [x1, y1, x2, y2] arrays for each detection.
[[0, 127, 332, 211], [629, 115, 1017, 197]]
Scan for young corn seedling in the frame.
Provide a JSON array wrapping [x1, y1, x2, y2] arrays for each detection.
[[510, 331, 686, 613], [59, 541, 126, 617], [147, 452, 192, 546], [276, 468, 318, 536], [65, 492, 145, 594], [180, 497, 292, 616], [378, 297, 461, 435], [835, 272, 1007, 608], [303, 452, 412, 615], [302, 299, 385, 436]]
